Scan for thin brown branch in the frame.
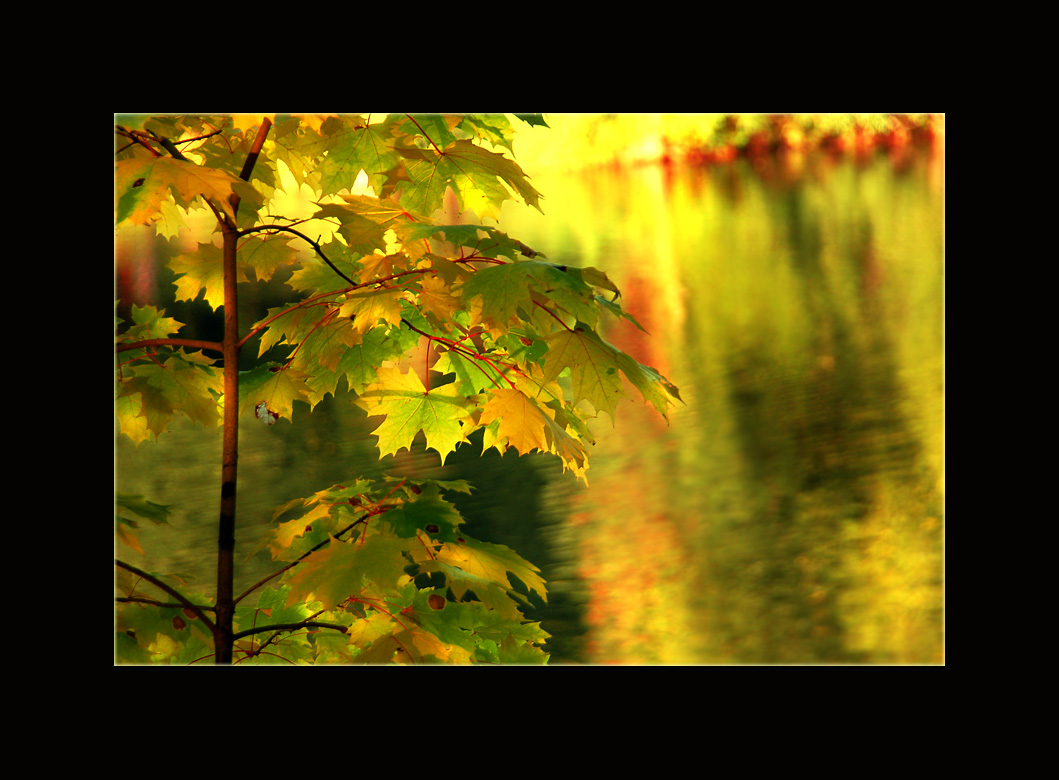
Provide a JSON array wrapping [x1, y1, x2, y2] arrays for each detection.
[[399, 318, 517, 389], [404, 114, 444, 155], [230, 117, 272, 218], [116, 596, 217, 612], [115, 126, 161, 157], [232, 622, 348, 641], [237, 287, 351, 350], [116, 338, 224, 354], [115, 559, 217, 632], [233, 513, 371, 605], [237, 224, 356, 286]]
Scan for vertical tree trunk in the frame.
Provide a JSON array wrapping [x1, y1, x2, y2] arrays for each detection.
[[215, 221, 240, 663], [213, 118, 272, 664]]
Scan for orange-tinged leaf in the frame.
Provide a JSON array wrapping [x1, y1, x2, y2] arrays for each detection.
[[115, 156, 263, 226], [478, 387, 550, 456], [338, 287, 407, 335], [415, 274, 461, 323]]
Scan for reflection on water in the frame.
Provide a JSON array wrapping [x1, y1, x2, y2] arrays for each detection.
[[116, 146, 944, 664], [499, 147, 944, 664]]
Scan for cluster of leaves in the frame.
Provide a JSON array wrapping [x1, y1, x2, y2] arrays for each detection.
[[117, 477, 549, 664], [114, 113, 680, 663]]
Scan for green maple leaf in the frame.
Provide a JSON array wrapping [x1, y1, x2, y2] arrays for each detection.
[[335, 326, 412, 394], [612, 351, 684, 420], [541, 326, 627, 420], [433, 537, 547, 603], [393, 139, 542, 222], [458, 114, 517, 155], [238, 364, 312, 422], [116, 304, 184, 349], [457, 260, 600, 334], [354, 365, 474, 463], [312, 194, 419, 256], [457, 262, 534, 331], [383, 482, 467, 542], [495, 634, 549, 664], [313, 116, 402, 196], [284, 532, 410, 611], [396, 223, 531, 262]]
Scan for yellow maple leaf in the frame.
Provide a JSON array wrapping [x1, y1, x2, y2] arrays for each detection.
[[478, 388, 550, 456], [415, 274, 461, 323], [338, 288, 407, 335]]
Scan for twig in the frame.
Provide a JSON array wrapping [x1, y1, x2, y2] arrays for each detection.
[[238, 224, 356, 286], [115, 559, 217, 632], [232, 622, 348, 641], [116, 596, 217, 612], [116, 338, 224, 355], [404, 114, 444, 155], [232, 512, 372, 605]]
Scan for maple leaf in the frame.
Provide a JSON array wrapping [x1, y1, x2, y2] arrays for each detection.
[[284, 533, 410, 611], [238, 233, 300, 283], [612, 351, 684, 420], [478, 388, 551, 456], [383, 483, 466, 542], [116, 351, 222, 442], [395, 223, 529, 263], [354, 365, 474, 463], [335, 326, 413, 394], [457, 262, 534, 331], [392, 139, 543, 222], [354, 252, 413, 284], [413, 274, 461, 324], [117, 304, 184, 345], [538, 406, 590, 481], [237, 364, 312, 422], [433, 537, 547, 603], [168, 241, 227, 310], [458, 114, 517, 155], [312, 116, 403, 196], [312, 194, 419, 256], [338, 287, 408, 335], [541, 326, 627, 421], [115, 156, 263, 226], [115, 393, 152, 445]]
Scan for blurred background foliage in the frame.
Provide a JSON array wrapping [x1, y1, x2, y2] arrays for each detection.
[[116, 113, 944, 664]]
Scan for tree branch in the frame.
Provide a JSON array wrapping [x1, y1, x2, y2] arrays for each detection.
[[115, 126, 161, 157], [115, 559, 217, 632], [232, 622, 348, 641], [238, 224, 356, 286], [233, 513, 372, 606], [404, 114, 444, 155], [230, 117, 272, 218], [237, 287, 351, 350], [116, 596, 217, 612], [116, 338, 224, 355]]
